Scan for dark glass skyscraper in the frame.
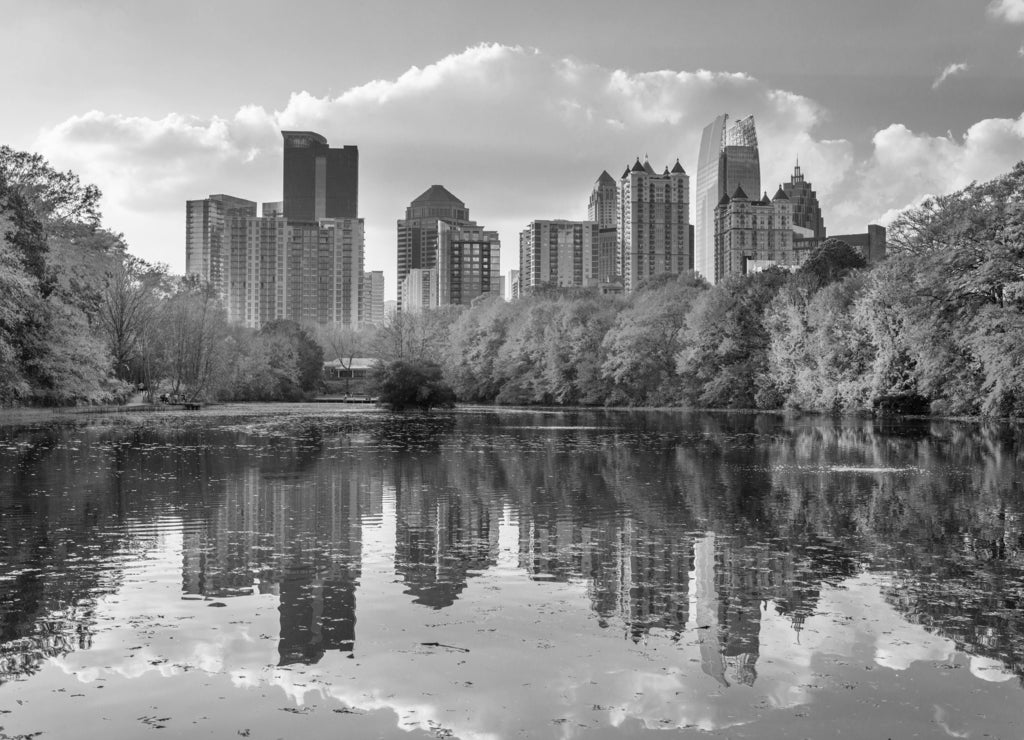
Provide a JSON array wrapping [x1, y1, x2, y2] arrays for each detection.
[[281, 131, 358, 221]]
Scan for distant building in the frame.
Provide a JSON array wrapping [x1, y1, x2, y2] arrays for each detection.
[[499, 274, 506, 300], [185, 194, 257, 302], [588, 171, 619, 283], [519, 220, 599, 292], [794, 225, 887, 264], [225, 215, 364, 328], [714, 185, 794, 281], [509, 269, 520, 300], [401, 267, 438, 313], [696, 115, 761, 283], [617, 157, 690, 292], [281, 131, 358, 221], [437, 221, 500, 306], [361, 270, 385, 326], [396, 185, 473, 310], [782, 161, 825, 239]]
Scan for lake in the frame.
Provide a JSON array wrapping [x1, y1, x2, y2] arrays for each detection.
[[1, 405, 1022, 738]]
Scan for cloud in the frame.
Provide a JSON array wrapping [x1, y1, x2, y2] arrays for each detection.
[[30, 43, 1024, 294], [988, 0, 1024, 22], [832, 112, 1024, 227], [932, 62, 969, 89]]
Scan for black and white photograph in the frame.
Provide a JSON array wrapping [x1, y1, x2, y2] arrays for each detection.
[[2, 1, 1024, 737]]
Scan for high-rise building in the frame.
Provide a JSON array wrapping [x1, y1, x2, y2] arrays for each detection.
[[588, 171, 619, 283], [396, 185, 473, 310], [617, 157, 690, 292], [695, 115, 761, 283], [225, 215, 364, 329], [400, 268, 437, 314], [185, 194, 257, 301], [361, 270, 385, 326], [436, 221, 500, 306], [782, 161, 825, 239], [509, 269, 520, 300], [282, 131, 358, 222], [714, 185, 793, 281], [518, 220, 599, 292]]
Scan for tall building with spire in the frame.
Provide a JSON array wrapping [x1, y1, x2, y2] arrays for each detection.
[[782, 160, 825, 239], [695, 114, 761, 283], [617, 156, 690, 292]]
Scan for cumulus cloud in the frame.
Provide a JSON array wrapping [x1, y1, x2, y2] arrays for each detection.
[[832, 112, 1024, 227], [30, 43, 1024, 290], [932, 62, 969, 89], [988, 0, 1024, 23]]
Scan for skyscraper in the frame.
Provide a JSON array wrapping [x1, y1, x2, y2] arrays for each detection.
[[436, 221, 500, 306], [396, 185, 472, 310], [617, 157, 690, 292], [587, 171, 619, 283], [281, 131, 358, 222], [518, 220, 599, 292], [361, 270, 385, 326], [782, 160, 825, 239], [185, 194, 257, 301], [695, 114, 761, 283], [714, 185, 793, 281]]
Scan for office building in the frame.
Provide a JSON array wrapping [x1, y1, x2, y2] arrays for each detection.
[[696, 115, 761, 283], [437, 221, 501, 306], [400, 268, 438, 314], [185, 194, 257, 301], [783, 161, 825, 239], [617, 156, 690, 292], [396, 185, 473, 310], [361, 270, 385, 326], [588, 170, 619, 283], [518, 220, 599, 292], [282, 131, 358, 222], [713, 185, 794, 280]]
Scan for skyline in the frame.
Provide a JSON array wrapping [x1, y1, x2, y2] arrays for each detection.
[[4, 1, 1024, 299]]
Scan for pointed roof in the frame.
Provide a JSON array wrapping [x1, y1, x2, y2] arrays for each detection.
[[642, 157, 656, 175], [760, 191, 772, 205], [621, 166, 631, 179], [773, 185, 790, 201], [631, 158, 646, 173], [731, 184, 749, 200], [718, 193, 731, 207], [411, 184, 465, 207], [671, 159, 686, 174], [663, 166, 671, 175], [597, 170, 616, 186]]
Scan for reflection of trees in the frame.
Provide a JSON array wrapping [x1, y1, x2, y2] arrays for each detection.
[[4, 411, 1024, 686]]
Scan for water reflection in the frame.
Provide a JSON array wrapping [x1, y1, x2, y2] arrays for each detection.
[[1, 409, 1023, 735]]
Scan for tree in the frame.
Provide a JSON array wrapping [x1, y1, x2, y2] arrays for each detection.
[[0, 146, 102, 228], [374, 360, 456, 411], [98, 255, 166, 382], [795, 238, 866, 291], [259, 320, 324, 395]]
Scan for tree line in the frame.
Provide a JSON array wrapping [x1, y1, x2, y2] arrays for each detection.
[[382, 161, 1024, 417], [3, 145, 1023, 415]]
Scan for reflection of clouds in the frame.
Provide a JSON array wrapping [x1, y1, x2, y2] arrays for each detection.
[[969, 655, 1015, 683]]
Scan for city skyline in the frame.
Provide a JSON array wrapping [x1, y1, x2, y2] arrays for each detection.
[[4, 1, 1024, 299]]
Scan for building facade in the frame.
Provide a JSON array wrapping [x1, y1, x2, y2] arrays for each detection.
[[185, 194, 257, 301], [782, 161, 825, 239], [587, 170, 620, 283], [225, 214, 364, 329], [518, 220, 599, 292], [396, 185, 472, 310], [713, 186, 794, 281], [361, 270, 385, 326], [400, 268, 438, 314], [281, 131, 358, 222], [617, 157, 690, 292], [695, 115, 761, 283], [436, 221, 501, 306]]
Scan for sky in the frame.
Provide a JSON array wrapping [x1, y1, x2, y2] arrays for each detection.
[[3, 0, 1024, 299]]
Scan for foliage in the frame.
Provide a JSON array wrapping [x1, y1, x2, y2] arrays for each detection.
[[0, 145, 102, 228], [374, 360, 456, 411]]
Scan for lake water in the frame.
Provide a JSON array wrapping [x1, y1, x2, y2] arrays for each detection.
[[1, 405, 1022, 739]]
